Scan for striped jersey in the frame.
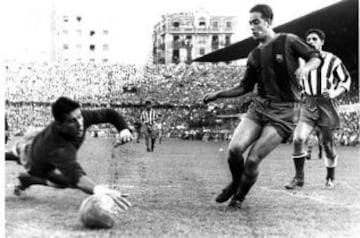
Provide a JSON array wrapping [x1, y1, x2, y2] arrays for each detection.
[[141, 109, 158, 126], [301, 51, 351, 96]]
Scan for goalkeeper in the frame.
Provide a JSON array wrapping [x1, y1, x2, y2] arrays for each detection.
[[6, 97, 133, 210]]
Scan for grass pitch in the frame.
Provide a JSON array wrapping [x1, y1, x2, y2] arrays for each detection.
[[5, 138, 360, 237]]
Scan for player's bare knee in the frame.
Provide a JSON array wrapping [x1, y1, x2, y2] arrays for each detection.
[[293, 136, 307, 147], [244, 158, 259, 178], [228, 144, 246, 158]]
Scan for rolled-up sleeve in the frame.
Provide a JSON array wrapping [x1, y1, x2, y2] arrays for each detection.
[[82, 109, 130, 131]]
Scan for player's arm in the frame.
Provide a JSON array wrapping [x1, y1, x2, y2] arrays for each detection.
[[82, 109, 133, 144], [203, 84, 247, 104], [288, 34, 322, 79], [203, 56, 256, 104], [51, 147, 131, 209], [295, 57, 322, 80]]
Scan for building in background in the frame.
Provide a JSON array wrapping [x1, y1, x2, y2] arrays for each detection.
[[152, 9, 236, 64], [52, 10, 111, 63]]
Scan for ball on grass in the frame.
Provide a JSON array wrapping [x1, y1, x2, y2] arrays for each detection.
[[79, 194, 117, 229]]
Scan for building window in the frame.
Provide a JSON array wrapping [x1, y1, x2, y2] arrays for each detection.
[[63, 44, 69, 50], [199, 21, 206, 27], [225, 35, 231, 46], [103, 30, 109, 35], [90, 30, 95, 36], [212, 35, 219, 50], [212, 21, 218, 28], [103, 58, 108, 62], [172, 21, 180, 27], [172, 50, 179, 64], [90, 58, 95, 62], [199, 48, 205, 55], [103, 44, 109, 51], [89, 45, 95, 51], [226, 21, 232, 28], [63, 16, 69, 23], [76, 16, 82, 22], [198, 35, 206, 44]]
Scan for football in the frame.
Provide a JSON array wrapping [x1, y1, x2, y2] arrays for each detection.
[[79, 194, 117, 229]]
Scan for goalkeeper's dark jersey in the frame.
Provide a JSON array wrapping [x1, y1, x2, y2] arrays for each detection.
[[240, 33, 321, 102], [29, 109, 129, 186]]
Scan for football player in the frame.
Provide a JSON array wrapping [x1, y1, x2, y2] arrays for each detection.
[[203, 4, 322, 209], [285, 28, 351, 189], [6, 97, 133, 210]]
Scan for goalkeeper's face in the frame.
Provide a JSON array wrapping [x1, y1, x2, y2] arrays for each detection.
[[59, 108, 84, 138]]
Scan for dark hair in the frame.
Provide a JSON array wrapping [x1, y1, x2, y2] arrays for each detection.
[[305, 28, 326, 41], [51, 97, 80, 122], [250, 4, 273, 24]]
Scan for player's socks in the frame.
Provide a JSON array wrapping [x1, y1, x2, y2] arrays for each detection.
[[318, 146, 323, 159], [151, 139, 155, 151], [324, 156, 337, 188], [228, 171, 258, 209], [325, 167, 335, 188], [216, 155, 244, 203], [326, 167, 335, 178], [293, 154, 306, 179], [235, 171, 258, 201], [285, 154, 306, 189]]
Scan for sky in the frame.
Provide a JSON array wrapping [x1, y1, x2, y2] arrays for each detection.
[[2, 0, 341, 65]]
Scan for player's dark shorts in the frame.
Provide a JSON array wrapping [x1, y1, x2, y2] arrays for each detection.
[[300, 96, 340, 129], [245, 96, 301, 142]]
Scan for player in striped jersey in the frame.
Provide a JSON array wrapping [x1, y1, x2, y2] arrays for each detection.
[[285, 28, 351, 190], [140, 99, 159, 152]]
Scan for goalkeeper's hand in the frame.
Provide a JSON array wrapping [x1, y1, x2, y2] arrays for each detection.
[[94, 185, 132, 212], [114, 129, 134, 147]]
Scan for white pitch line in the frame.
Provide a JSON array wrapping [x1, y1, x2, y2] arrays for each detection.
[[258, 186, 360, 210]]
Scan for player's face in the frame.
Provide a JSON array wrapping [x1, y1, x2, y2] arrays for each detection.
[[306, 33, 324, 51], [249, 12, 270, 41], [60, 108, 84, 138]]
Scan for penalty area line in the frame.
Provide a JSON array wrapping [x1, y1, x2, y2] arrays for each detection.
[[258, 186, 360, 210]]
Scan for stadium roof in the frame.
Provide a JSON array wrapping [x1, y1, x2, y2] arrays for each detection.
[[193, 0, 358, 72]]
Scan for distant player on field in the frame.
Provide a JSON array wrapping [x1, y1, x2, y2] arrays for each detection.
[[5, 97, 133, 209], [203, 4, 321, 209], [140, 99, 159, 152], [285, 28, 351, 189]]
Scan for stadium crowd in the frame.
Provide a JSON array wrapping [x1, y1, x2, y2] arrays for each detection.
[[5, 61, 360, 145]]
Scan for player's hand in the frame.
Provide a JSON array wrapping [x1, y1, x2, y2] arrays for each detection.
[[203, 92, 218, 104], [322, 90, 332, 99], [295, 66, 309, 81], [114, 129, 134, 147], [322, 87, 346, 99], [94, 185, 132, 212]]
